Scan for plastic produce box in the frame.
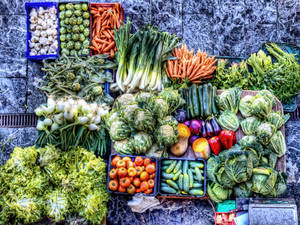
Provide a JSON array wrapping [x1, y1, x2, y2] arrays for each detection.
[[158, 158, 206, 198], [25, 2, 60, 61], [58, 1, 91, 57], [107, 154, 158, 196], [214, 212, 236, 225]]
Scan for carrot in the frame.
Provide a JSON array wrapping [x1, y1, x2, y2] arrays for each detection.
[[165, 66, 171, 78], [103, 42, 115, 52], [103, 31, 111, 39]]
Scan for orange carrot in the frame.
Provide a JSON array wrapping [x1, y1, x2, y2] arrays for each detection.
[[103, 42, 115, 52]]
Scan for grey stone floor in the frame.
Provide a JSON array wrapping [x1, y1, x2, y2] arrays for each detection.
[[0, 0, 299, 224]]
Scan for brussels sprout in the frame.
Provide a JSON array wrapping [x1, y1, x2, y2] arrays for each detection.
[[61, 48, 70, 56], [66, 26, 72, 33], [83, 40, 90, 48], [76, 17, 83, 25], [65, 3, 73, 10], [64, 18, 70, 25], [59, 11, 65, 20], [79, 33, 85, 41], [70, 50, 77, 56], [74, 42, 81, 50], [239, 95, 253, 118], [65, 10, 72, 18], [256, 122, 275, 145], [69, 17, 77, 25], [83, 12, 89, 19], [72, 34, 79, 41], [82, 49, 90, 55], [74, 9, 82, 17], [59, 4, 65, 11], [114, 140, 134, 155], [66, 34, 72, 41], [59, 34, 66, 42], [81, 3, 88, 11], [66, 41, 74, 50], [79, 25, 85, 32], [83, 19, 90, 28], [83, 28, 90, 37], [59, 27, 66, 34], [131, 132, 153, 154], [72, 82, 80, 90], [59, 20, 65, 27], [60, 42, 66, 49], [72, 25, 80, 33]]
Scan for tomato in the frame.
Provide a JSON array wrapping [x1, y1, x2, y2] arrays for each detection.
[[148, 179, 155, 188], [149, 174, 155, 179], [122, 156, 131, 162], [129, 176, 134, 183], [145, 163, 155, 174], [128, 167, 137, 177], [108, 180, 118, 191], [140, 181, 149, 191], [134, 156, 144, 166], [135, 166, 144, 176], [133, 177, 141, 187], [126, 160, 134, 168], [144, 188, 153, 194], [116, 160, 126, 168], [118, 185, 126, 192], [136, 188, 142, 193], [120, 177, 131, 188], [111, 156, 121, 167], [140, 171, 149, 181], [143, 158, 152, 166], [127, 184, 136, 194], [109, 168, 118, 179], [118, 167, 127, 177]]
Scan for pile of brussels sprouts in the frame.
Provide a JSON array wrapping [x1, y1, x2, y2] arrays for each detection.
[[59, 3, 90, 56]]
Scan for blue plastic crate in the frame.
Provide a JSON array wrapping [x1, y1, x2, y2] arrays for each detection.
[[25, 2, 60, 61]]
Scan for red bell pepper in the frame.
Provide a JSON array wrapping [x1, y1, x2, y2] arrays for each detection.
[[218, 130, 236, 150], [208, 136, 222, 155]]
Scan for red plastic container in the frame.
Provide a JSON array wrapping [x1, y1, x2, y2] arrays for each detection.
[[214, 212, 236, 225]]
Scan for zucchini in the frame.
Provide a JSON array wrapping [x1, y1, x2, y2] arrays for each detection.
[[203, 84, 210, 117], [189, 188, 204, 196], [162, 165, 169, 171], [194, 167, 202, 181], [166, 179, 179, 190], [189, 87, 195, 118], [177, 174, 184, 190], [193, 182, 203, 188], [161, 182, 168, 187], [208, 83, 213, 116], [173, 169, 182, 181], [189, 161, 204, 168], [166, 160, 176, 173], [182, 160, 189, 174], [185, 88, 190, 119], [183, 173, 190, 192], [212, 86, 218, 115], [188, 169, 194, 188], [198, 85, 204, 117], [173, 160, 182, 174], [161, 186, 177, 194], [192, 84, 200, 117], [162, 172, 174, 179], [162, 160, 173, 166]]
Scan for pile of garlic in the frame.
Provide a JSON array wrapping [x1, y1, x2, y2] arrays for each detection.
[[29, 6, 58, 56]]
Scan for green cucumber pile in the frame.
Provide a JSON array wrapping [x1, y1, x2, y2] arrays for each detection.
[[160, 159, 205, 196], [184, 83, 218, 119]]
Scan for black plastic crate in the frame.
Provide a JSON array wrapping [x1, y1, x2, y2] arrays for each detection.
[[107, 154, 158, 196], [158, 158, 207, 198]]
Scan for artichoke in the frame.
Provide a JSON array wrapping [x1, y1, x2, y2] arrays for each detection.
[[131, 132, 153, 154], [109, 120, 131, 141], [155, 124, 178, 148], [241, 116, 261, 136], [113, 139, 134, 155], [133, 108, 155, 132], [256, 122, 275, 145], [239, 95, 253, 117]]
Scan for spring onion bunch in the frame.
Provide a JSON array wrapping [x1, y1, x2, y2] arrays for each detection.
[[114, 21, 181, 92], [35, 96, 110, 156]]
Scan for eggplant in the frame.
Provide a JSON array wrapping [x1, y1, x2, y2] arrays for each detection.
[[189, 135, 200, 144], [174, 109, 186, 123], [183, 120, 191, 127], [211, 117, 221, 135], [201, 121, 207, 138], [205, 120, 214, 137]]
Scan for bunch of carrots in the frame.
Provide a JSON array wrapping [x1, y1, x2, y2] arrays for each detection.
[[165, 44, 217, 83], [90, 3, 123, 58]]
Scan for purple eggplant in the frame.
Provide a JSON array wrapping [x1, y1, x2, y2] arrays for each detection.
[[189, 135, 200, 144], [201, 121, 207, 138], [190, 120, 202, 135], [174, 109, 186, 123], [205, 120, 214, 137], [183, 120, 191, 127], [211, 117, 221, 135]]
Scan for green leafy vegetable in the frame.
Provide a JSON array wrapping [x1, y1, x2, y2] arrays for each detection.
[[217, 87, 242, 113], [207, 181, 232, 203], [239, 95, 253, 117], [217, 110, 240, 131], [250, 94, 273, 119], [268, 111, 290, 130], [256, 122, 275, 145], [241, 116, 261, 136], [267, 130, 287, 157]]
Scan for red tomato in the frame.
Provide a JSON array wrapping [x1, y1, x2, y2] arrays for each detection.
[[133, 177, 141, 187], [120, 177, 131, 188], [134, 156, 144, 166], [127, 184, 136, 194], [109, 168, 118, 179], [128, 167, 137, 177], [145, 163, 155, 174], [111, 156, 121, 167], [148, 179, 155, 188], [143, 158, 152, 166], [144, 188, 153, 194], [117, 167, 127, 177], [109, 180, 118, 191], [118, 185, 126, 192], [122, 156, 132, 162], [136, 166, 144, 176], [126, 160, 134, 168], [140, 171, 149, 181], [116, 160, 126, 168], [140, 181, 149, 191]]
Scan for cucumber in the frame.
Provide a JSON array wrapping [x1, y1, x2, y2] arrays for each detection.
[[181, 191, 188, 195], [162, 165, 169, 171], [173, 160, 182, 174], [191, 169, 204, 174], [193, 182, 203, 188], [161, 186, 177, 194], [161, 182, 168, 187], [203, 84, 210, 117], [162, 160, 173, 166], [182, 160, 189, 174], [207, 83, 213, 116], [166, 179, 179, 190], [173, 169, 182, 181], [183, 173, 190, 192], [212, 86, 218, 115], [192, 85, 200, 117], [185, 88, 190, 119], [177, 174, 184, 190], [189, 161, 204, 168], [166, 160, 176, 173], [162, 172, 174, 179], [189, 188, 204, 196], [194, 167, 202, 181], [198, 85, 204, 117], [188, 169, 194, 188], [189, 87, 195, 118]]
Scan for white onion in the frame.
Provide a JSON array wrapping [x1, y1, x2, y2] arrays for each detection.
[[82, 104, 91, 114], [56, 100, 65, 112], [93, 116, 101, 124], [35, 107, 43, 116], [88, 124, 98, 131], [67, 99, 75, 106], [64, 102, 71, 112], [78, 116, 89, 124], [64, 111, 74, 120], [87, 113, 94, 120], [53, 113, 64, 124], [51, 123, 59, 131], [90, 103, 98, 113], [47, 97, 56, 107], [45, 105, 55, 114], [37, 120, 46, 131], [43, 118, 53, 126]]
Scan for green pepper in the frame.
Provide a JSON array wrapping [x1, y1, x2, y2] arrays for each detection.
[[79, 25, 85, 32], [66, 34, 72, 41], [83, 19, 90, 27], [74, 42, 81, 50], [65, 10, 72, 18], [59, 4, 65, 11], [79, 33, 85, 42], [74, 10, 82, 17], [83, 28, 89, 37], [72, 34, 79, 41], [77, 17, 83, 25], [59, 11, 65, 20], [81, 3, 88, 11], [61, 48, 70, 56], [60, 27, 66, 34], [82, 49, 89, 55], [83, 40, 90, 48], [65, 3, 73, 10], [83, 12, 89, 19], [64, 18, 70, 25], [60, 34, 66, 42], [67, 41, 74, 50]]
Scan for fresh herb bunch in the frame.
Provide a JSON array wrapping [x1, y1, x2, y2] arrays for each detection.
[[40, 53, 117, 106], [212, 43, 300, 104], [35, 96, 110, 156], [0, 145, 109, 224]]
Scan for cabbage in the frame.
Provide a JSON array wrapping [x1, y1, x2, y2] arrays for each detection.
[[217, 87, 242, 113], [258, 90, 276, 107], [267, 130, 286, 157], [234, 181, 253, 198], [241, 116, 261, 135], [217, 110, 240, 131], [268, 111, 289, 130], [239, 135, 263, 167], [207, 181, 232, 203], [256, 122, 275, 145], [239, 95, 253, 117], [250, 94, 273, 119]]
